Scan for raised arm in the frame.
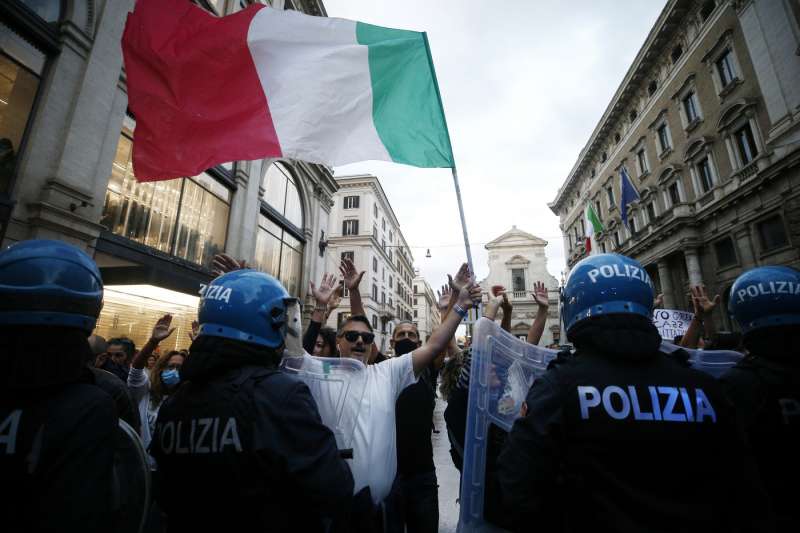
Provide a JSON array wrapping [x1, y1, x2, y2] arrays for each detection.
[[527, 281, 550, 345], [132, 314, 175, 369], [680, 286, 720, 349], [500, 292, 513, 333], [339, 258, 366, 317], [304, 273, 338, 353], [412, 264, 481, 376]]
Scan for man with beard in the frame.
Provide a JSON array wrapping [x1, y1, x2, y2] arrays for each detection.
[[336, 263, 481, 529]]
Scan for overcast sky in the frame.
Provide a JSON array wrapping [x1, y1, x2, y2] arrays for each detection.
[[325, 0, 667, 291]]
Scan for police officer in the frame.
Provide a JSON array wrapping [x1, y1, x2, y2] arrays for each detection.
[[151, 270, 354, 532], [722, 266, 800, 531], [0, 240, 118, 532], [496, 253, 769, 532]]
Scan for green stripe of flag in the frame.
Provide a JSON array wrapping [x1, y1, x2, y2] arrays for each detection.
[[586, 203, 604, 235], [356, 22, 454, 168]]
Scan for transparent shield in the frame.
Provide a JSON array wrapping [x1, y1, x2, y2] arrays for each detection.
[[280, 353, 367, 453]]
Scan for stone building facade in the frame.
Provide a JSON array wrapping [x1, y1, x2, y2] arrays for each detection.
[[412, 271, 440, 343], [324, 174, 417, 353], [479, 226, 561, 346], [549, 0, 800, 331], [0, 0, 337, 349]]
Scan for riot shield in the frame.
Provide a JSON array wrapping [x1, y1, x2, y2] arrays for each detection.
[[280, 353, 367, 454], [458, 318, 557, 532], [457, 321, 745, 532], [113, 419, 150, 533]]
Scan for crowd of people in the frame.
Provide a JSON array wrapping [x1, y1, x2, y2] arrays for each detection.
[[1, 238, 798, 532]]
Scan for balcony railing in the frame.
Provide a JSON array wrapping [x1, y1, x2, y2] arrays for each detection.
[[512, 291, 527, 299]]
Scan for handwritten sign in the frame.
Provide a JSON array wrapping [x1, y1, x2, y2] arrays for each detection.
[[652, 309, 694, 340]]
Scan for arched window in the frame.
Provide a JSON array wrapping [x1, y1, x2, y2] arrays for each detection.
[[256, 162, 305, 295]]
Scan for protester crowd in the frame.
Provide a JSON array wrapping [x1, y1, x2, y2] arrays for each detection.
[[1, 238, 798, 532]]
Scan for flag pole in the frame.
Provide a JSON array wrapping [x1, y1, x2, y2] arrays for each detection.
[[422, 32, 475, 274]]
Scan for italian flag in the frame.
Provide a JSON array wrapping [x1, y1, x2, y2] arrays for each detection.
[[584, 203, 604, 253], [122, 0, 454, 181]]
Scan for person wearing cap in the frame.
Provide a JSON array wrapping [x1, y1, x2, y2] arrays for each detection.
[[722, 266, 800, 531], [150, 269, 353, 532], [0, 240, 118, 532], [496, 253, 770, 532]]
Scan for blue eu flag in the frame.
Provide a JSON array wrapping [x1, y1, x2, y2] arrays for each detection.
[[620, 167, 640, 229]]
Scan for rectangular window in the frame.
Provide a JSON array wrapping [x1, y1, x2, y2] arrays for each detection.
[[373, 225, 377, 239], [372, 315, 378, 330], [600, 242, 607, 253], [389, 276, 393, 288], [343, 195, 359, 209], [414, 285, 418, 293], [683, 91, 699, 123], [735, 123, 758, 165], [343, 219, 359, 235], [381, 239, 385, 250], [758, 215, 789, 252], [714, 237, 737, 268], [657, 124, 671, 151], [372, 283, 378, 300], [606, 186, 615, 208], [511, 268, 526, 293], [646, 202, 656, 222], [668, 182, 681, 205], [636, 148, 649, 175], [413, 297, 418, 305], [381, 292, 385, 304], [101, 132, 231, 269], [341, 251, 354, 262], [0, 44, 42, 195], [614, 232, 621, 248], [716, 50, 736, 87], [595, 200, 602, 218], [381, 218, 386, 230], [630, 215, 638, 233], [374, 204, 378, 217], [413, 309, 418, 318], [697, 157, 714, 193], [254, 214, 303, 296], [372, 257, 378, 272]]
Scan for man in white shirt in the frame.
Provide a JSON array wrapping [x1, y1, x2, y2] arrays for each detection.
[[336, 264, 480, 510]]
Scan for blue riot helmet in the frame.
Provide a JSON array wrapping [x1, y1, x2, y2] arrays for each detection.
[[728, 266, 800, 335], [562, 253, 655, 336], [197, 269, 302, 353], [0, 239, 104, 332]]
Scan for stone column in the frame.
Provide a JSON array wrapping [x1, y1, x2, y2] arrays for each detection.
[[733, 225, 757, 269], [684, 248, 703, 287], [657, 260, 676, 309]]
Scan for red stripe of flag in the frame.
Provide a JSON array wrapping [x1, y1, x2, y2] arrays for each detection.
[[122, 0, 281, 182]]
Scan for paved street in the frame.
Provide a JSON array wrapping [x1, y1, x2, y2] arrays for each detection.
[[433, 397, 460, 533]]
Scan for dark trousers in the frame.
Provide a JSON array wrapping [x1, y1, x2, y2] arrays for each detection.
[[386, 470, 439, 533]]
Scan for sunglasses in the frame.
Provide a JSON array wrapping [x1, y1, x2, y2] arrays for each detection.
[[343, 331, 375, 344]]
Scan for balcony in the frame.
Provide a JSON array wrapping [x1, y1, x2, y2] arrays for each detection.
[[512, 291, 527, 300], [378, 303, 394, 321]]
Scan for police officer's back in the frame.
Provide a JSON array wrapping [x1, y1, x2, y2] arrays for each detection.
[[722, 266, 800, 531], [0, 240, 117, 533], [151, 270, 354, 532], [496, 253, 767, 532]]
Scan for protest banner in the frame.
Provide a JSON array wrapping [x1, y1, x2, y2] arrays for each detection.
[[652, 309, 694, 340]]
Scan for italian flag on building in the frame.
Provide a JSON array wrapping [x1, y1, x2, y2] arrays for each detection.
[[122, 0, 455, 181], [585, 203, 604, 253]]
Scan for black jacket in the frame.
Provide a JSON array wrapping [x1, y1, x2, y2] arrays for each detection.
[[497, 319, 770, 533], [90, 366, 141, 434], [151, 337, 354, 532], [722, 355, 800, 531], [0, 381, 117, 533]]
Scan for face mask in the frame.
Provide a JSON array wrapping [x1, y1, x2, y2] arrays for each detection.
[[161, 369, 181, 387], [394, 338, 419, 356]]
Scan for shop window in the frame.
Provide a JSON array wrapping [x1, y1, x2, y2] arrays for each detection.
[[343, 195, 359, 209], [254, 214, 303, 296], [714, 237, 737, 268], [101, 127, 231, 268], [343, 219, 359, 235], [0, 25, 45, 196], [757, 215, 789, 253]]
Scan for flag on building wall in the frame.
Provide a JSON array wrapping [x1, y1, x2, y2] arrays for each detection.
[[619, 166, 640, 229], [122, 0, 455, 182], [584, 203, 604, 253]]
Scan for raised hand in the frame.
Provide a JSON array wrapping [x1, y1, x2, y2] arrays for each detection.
[[437, 284, 452, 311], [690, 286, 720, 318], [448, 263, 474, 293], [310, 273, 339, 306], [531, 281, 549, 309], [327, 285, 343, 313], [457, 281, 482, 310], [150, 314, 176, 344], [212, 253, 247, 276], [339, 258, 365, 291], [188, 320, 199, 342], [653, 293, 664, 309]]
